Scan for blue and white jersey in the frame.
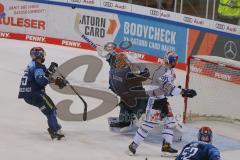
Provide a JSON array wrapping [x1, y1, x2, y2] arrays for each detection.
[[18, 61, 49, 98], [147, 65, 178, 98], [176, 141, 221, 160]]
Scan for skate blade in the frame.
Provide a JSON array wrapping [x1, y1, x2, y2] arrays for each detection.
[[50, 136, 66, 141], [127, 150, 135, 156], [161, 152, 177, 157]]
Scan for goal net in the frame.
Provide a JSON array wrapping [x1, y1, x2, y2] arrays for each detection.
[[184, 56, 240, 123]]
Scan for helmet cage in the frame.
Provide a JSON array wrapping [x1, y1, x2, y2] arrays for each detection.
[[198, 127, 213, 143], [164, 51, 178, 65], [30, 47, 46, 59]]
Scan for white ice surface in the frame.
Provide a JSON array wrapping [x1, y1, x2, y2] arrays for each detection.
[[0, 38, 239, 160]]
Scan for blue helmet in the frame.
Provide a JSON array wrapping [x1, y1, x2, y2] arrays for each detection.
[[198, 126, 213, 143], [30, 47, 45, 59], [164, 51, 178, 65]]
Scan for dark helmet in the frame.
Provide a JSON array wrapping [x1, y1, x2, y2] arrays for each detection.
[[30, 47, 46, 62], [115, 53, 128, 69], [198, 126, 213, 143]]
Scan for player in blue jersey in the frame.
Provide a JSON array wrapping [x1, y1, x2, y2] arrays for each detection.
[[176, 126, 221, 160], [18, 47, 67, 140]]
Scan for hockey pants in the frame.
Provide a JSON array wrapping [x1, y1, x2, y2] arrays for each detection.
[[24, 93, 61, 132]]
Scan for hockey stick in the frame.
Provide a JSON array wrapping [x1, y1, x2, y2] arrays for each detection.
[[74, 14, 132, 57], [74, 14, 109, 58], [56, 69, 88, 121], [74, 16, 151, 81], [74, 15, 152, 82], [75, 14, 144, 71]]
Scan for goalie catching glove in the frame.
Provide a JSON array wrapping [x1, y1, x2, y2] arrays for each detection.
[[181, 89, 197, 98], [55, 77, 68, 89]]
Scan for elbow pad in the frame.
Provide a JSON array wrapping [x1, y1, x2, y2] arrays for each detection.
[[161, 82, 175, 95]]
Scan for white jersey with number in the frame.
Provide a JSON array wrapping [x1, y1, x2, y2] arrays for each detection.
[[147, 64, 180, 98]]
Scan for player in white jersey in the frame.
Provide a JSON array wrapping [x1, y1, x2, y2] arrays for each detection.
[[128, 51, 197, 156]]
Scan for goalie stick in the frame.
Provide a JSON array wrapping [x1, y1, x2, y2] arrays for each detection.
[[74, 14, 151, 81], [74, 14, 109, 58], [56, 68, 88, 121], [74, 13, 132, 58]]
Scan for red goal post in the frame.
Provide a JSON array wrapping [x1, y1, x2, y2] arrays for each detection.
[[183, 56, 240, 123]]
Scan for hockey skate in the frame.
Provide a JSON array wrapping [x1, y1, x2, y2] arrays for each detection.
[[108, 117, 139, 133], [161, 140, 178, 157], [47, 128, 65, 140], [128, 141, 138, 156], [110, 121, 131, 128]]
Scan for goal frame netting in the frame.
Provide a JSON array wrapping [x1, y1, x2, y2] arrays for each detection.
[[183, 55, 240, 123]]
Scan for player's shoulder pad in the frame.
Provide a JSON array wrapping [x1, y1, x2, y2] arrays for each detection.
[[28, 61, 46, 74], [158, 64, 168, 71], [156, 65, 168, 75], [34, 61, 47, 71], [28, 61, 37, 73]]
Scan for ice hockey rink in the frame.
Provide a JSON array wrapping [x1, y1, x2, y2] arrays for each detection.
[[0, 38, 240, 160]]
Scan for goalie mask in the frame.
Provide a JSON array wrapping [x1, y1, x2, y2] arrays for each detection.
[[198, 126, 213, 143], [164, 51, 178, 68], [115, 53, 128, 69], [30, 47, 46, 63]]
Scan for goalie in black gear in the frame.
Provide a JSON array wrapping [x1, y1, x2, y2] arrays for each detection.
[[128, 51, 197, 156], [107, 52, 149, 128]]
